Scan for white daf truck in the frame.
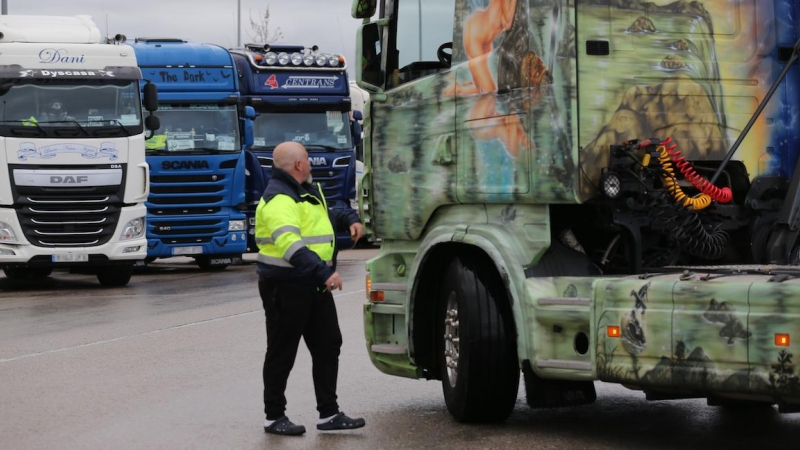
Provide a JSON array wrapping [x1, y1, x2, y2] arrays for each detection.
[[0, 15, 159, 286]]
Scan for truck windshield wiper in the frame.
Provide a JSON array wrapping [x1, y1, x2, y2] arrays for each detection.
[[111, 119, 133, 136], [4, 120, 46, 136], [65, 120, 90, 136], [305, 144, 341, 152]]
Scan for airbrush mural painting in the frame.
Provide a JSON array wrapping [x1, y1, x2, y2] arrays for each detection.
[[360, 0, 800, 405]]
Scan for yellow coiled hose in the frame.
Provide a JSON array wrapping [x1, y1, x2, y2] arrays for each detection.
[[656, 145, 711, 210]]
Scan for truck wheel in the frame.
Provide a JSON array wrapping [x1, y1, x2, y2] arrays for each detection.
[[96, 265, 133, 287], [29, 267, 53, 278], [438, 255, 519, 423], [3, 267, 27, 279]]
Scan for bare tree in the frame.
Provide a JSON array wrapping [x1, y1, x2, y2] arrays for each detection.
[[247, 5, 283, 44]]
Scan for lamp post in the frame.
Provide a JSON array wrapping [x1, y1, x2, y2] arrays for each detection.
[[2, 0, 7, 15], [237, 0, 241, 47]]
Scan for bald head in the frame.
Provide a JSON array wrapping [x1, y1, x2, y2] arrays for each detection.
[[274, 141, 312, 184]]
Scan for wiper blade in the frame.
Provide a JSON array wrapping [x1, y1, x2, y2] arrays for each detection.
[[3, 120, 46, 136], [305, 144, 341, 151], [111, 119, 133, 136], [66, 120, 90, 136]]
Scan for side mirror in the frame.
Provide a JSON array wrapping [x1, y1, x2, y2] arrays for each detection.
[[145, 115, 160, 132], [243, 118, 254, 148], [352, 110, 363, 121], [242, 119, 253, 148], [351, 118, 362, 148], [143, 82, 158, 112], [351, 0, 377, 19], [244, 105, 256, 120]]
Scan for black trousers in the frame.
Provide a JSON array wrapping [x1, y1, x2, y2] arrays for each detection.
[[259, 277, 342, 420]]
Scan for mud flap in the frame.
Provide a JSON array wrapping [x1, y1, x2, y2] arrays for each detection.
[[522, 360, 597, 408]]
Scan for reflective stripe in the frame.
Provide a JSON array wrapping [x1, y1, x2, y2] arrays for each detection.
[[256, 226, 322, 246], [304, 234, 333, 244], [257, 254, 293, 267], [284, 240, 306, 260], [257, 253, 333, 267], [272, 225, 301, 241]]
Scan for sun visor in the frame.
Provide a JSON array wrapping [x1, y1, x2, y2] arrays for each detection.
[[0, 65, 142, 80]]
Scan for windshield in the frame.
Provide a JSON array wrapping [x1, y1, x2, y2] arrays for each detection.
[[146, 104, 241, 154], [0, 79, 141, 137], [251, 111, 353, 151]]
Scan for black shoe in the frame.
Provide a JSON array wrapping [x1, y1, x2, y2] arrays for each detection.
[[264, 416, 306, 436], [317, 412, 366, 431]]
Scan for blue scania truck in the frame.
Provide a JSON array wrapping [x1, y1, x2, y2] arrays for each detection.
[[131, 38, 254, 269], [230, 44, 362, 252]]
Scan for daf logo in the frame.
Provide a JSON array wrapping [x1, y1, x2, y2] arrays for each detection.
[[309, 156, 327, 166], [50, 175, 89, 184], [162, 160, 210, 170]]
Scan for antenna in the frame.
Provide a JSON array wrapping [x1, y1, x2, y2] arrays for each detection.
[[105, 14, 109, 40]]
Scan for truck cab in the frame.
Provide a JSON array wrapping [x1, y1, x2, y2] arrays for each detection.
[[230, 44, 362, 253], [0, 15, 158, 286], [131, 38, 253, 270]]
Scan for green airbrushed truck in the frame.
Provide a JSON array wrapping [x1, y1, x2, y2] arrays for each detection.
[[352, 0, 800, 423]]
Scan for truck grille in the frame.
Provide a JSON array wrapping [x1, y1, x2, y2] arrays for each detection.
[[9, 165, 127, 248], [146, 169, 234, 244], [311, 167, 347, 201], [17, 194, 121, 247]]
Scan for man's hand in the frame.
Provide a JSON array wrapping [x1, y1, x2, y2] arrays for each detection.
[[350, 222, 365, 242], [325, 272, 343, 291]]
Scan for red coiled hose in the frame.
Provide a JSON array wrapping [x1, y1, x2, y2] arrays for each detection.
[[664, 137, 733, 204]]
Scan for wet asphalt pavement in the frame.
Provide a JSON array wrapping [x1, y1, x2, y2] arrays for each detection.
[[1, 249, 799, 450]]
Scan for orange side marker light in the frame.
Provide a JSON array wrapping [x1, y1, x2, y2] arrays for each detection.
[[607, 326, 621, 338], [775, 334, 791, 347]]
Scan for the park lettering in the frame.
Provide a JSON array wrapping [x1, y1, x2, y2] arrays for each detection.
[[159, 70, 206, 83]]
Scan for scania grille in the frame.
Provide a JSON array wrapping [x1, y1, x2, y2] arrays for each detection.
[[148, 176, 227, 207], [149, 218, 224, 237], [311, 167, 347, 201], [17, 195, 121, 247]]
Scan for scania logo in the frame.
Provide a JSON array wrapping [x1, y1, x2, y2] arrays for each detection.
[[50, 175, 88, 184], [309, 156, 327, 166], [162, 160, 210, 170]]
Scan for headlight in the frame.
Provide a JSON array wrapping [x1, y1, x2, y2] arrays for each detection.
[[120, 217, 145, 241], [316, 54, 328, 66], [264, 52, 277, 65], [290, 52, 303, 65], [302, 54, 315, 66], [228, 220, 246, 232], [328, 54, 341, 67], [277, 52, 290, 65], [602, 173, 621, 199], [0, 221, 17, 243]]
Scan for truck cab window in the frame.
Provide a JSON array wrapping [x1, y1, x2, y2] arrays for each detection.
[[388, 0, 456, 89]]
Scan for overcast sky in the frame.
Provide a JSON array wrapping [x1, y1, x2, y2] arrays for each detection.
[[8, 0, 364, 75]]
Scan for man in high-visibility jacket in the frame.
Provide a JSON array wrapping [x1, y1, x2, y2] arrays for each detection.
[[256, 141, 365, 436]]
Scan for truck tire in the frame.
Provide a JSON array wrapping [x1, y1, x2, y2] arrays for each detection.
[[96, 265, 133, 287], [438, 255, 519, 423]]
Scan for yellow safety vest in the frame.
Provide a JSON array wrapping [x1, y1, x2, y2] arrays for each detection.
[[22, 116, 38, 127], [255, 184, 335, 267], [145, 134, 167, 150]]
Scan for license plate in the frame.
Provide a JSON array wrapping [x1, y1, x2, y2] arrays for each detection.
[[172, 246, 203, 256], [52, 253, 88, 262]]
